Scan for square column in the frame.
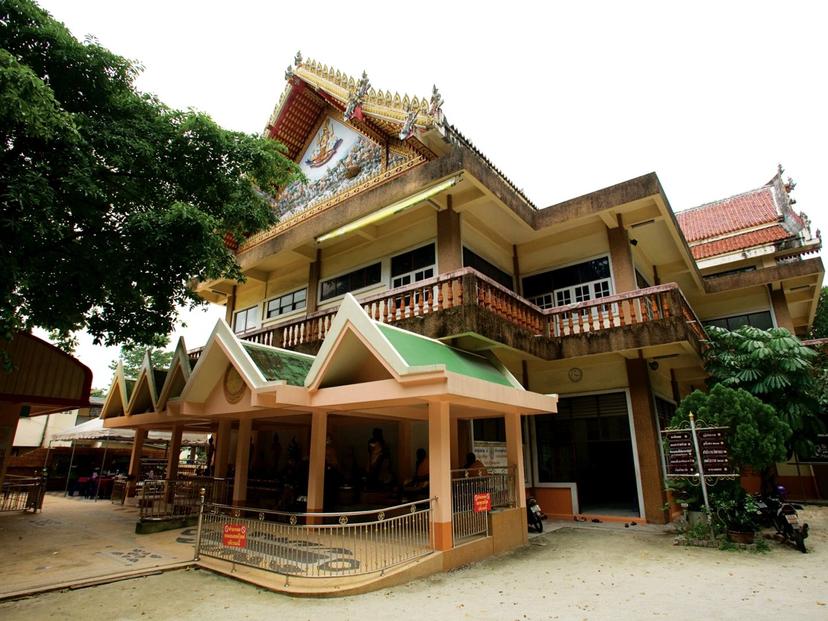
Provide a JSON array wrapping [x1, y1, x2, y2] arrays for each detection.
[[397, 420, 413, 482], [306, 411, 328, 513], [232, 418, 252, 506], [504, 412, 527, 509], [428, 401, 453, 551], [127, 428, 147, 497], [214, 420, 231, 479]]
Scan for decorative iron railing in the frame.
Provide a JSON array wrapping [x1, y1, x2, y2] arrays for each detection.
[[226, 268, 707, 353], [1, 475, 46, 513], [138, 476, 230, 522], [195, 497, 434, 579], [449, 465, 517, 546]]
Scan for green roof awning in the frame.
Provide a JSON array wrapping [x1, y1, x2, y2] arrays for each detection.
[[376, 324, 514, 387], [241, 342, 314, 386]]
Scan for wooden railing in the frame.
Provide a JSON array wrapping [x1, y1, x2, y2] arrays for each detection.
[[194, 268, 706, 356]]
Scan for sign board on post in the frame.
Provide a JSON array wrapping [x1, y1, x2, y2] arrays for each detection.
[[697, 428, 732, 475], [473, 492, 491, 513], [664, 430, 696, 477], [222, 523, 247, 548]]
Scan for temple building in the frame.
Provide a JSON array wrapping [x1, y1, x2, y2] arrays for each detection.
[[100, 55, 823, 592]]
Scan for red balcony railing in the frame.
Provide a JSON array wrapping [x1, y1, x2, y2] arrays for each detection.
[[195, 268, 706, 358]]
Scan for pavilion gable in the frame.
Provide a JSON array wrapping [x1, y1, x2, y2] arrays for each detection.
[[156, 337, 192, 411], [101, 362, 133, 419]]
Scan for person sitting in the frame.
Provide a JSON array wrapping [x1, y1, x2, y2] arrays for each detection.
[[402, 448, 429, 499], [462, 452, 488, 478]]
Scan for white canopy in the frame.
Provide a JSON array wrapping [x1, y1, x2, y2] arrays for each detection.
[[53, 417, 208, 446]]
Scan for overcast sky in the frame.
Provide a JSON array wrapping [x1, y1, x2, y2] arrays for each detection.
[[34, 0, 828, 389]]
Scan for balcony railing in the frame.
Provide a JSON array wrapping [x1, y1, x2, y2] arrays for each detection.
[[198, 268, 705, 360]]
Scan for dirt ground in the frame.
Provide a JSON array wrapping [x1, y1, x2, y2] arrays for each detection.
[[2, 506, 827, 621]]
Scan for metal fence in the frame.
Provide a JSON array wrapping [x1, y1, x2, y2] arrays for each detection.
[[110, 477, 127, 506], [450, 466, 516, 545], [1, 476, 46, 513], [195, 497, 434, 579], [138, 476, 229, 522]]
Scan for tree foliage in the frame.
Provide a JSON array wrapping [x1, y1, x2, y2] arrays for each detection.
[[809, 287, 828, 339], [0, 0, 301, 348], [108, 345, 174, 379], [672, 384, 789, 472], [703, 325, 823, 457]]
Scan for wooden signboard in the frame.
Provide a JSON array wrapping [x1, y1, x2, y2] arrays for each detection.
[[697, 428, 732, 475], [664, 430, 696, 476]]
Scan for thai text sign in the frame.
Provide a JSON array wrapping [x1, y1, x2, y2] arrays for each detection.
[[662, 426, 732, 478], [697, 428, 732, 475], [222, 523, 247, 548], [473, 492, 492, 513], [664, 430, 695, 476]]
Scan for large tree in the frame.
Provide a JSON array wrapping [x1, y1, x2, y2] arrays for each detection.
[[809, 286, 828, 339], [703, 325, 824, 457], [0, 0, 300, 350]]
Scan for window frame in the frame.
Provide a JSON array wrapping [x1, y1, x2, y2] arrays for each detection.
[[318, 260, 384, 303], [232, 304, 260, 334], [264, 288, 307, 321], [522, 254, 615, 310]]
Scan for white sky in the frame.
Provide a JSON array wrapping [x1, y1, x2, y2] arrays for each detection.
[[34, 0, 828, 389]]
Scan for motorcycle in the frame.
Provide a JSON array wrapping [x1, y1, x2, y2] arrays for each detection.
[[756, 486, 809, 553], [527, 496, 544, 533]]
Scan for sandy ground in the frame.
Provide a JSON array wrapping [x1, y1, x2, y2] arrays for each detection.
[[0, 493, 193, 596], [2, 506, 827, 620]]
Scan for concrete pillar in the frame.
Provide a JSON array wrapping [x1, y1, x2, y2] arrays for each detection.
[[428, 401, 453, 551], [449, 418, 460, 470], [166, 426, 183, 481], [626, 357, 667, 524], [306, 248, 321, 314], [504, 412, 527, 509], [214, 420, 231, 478], [607, 220, 637, 293], [398, 420, 413, 482], [232, 418, 252, 506], [306, 411, 328, 513], [770, 288, 795, 332], [224, 285, 236, 324], [127, 428, 147, 497], [437, 198, 462, 274]]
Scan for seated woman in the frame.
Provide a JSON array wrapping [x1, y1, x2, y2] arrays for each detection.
[[402, 448, 429, 499]]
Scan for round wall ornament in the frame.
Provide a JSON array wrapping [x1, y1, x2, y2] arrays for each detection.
[[568, 367, 583, 383], [223, 364, 246, 404]]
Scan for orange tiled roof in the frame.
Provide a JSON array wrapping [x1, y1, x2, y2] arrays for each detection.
[[676, 186, 779, 243], [690, 225, 792, 259]]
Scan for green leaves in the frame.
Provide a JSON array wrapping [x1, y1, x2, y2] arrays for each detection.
[[0, 0, 300, 348]]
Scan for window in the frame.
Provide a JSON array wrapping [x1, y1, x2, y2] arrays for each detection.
[[391, 244, 435, 288], [463, 247, 513, 289], [523, 257, 612, 309], [320, 263, 382, 301], [266, 288, 306, 319], [654, 397, 677, 431], [704, 311, 773, 331], [473, 418, 506, 443], [233, 305, 259, 333]]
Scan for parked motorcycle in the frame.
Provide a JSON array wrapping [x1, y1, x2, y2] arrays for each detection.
[[756, 486, 809, 553], [527, 496, 544, 533]]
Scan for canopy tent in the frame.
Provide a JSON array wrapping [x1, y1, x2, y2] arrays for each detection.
[[52, 418, 209, 500], [53, 417, 208, 445]]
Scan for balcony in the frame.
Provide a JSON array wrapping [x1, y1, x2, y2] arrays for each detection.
[[225, 268, 706, 361]]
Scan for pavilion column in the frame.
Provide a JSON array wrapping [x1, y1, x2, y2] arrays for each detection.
[[127, 428, 147, 497], [214, 420, 231, 479], [449, 418, 460, 469], [504, 412, 527, 509], [428, 401, 453, 551], [232, 418, 252, 506], [166, 426, 183, 481], [306, 411, 328, 514], [0, 405, 19, 488]]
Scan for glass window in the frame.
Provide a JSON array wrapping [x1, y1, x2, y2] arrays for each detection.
[[266, 288, 307, 319], [704, 310, 773, 331], [463, 247, 513, 290], [391, 244, 435, 288], [524, 257, 612, 309], [320, 263, 382, 301], [233, 305, 259, 333]]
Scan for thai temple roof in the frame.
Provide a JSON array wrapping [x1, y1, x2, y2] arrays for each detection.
[[240, 341, 314, 386]]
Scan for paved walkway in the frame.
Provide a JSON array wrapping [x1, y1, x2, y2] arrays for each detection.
[[0, 493, 194, 597]]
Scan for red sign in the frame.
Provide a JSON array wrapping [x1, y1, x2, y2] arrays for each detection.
[[473, 492, 491, 513], [222, 523, 247, 548]]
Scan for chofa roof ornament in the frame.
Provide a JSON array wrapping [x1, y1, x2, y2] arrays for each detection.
[[344, 71, 371, 122]]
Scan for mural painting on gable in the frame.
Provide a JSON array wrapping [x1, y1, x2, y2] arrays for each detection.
[[273, 116, 406, 221]]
